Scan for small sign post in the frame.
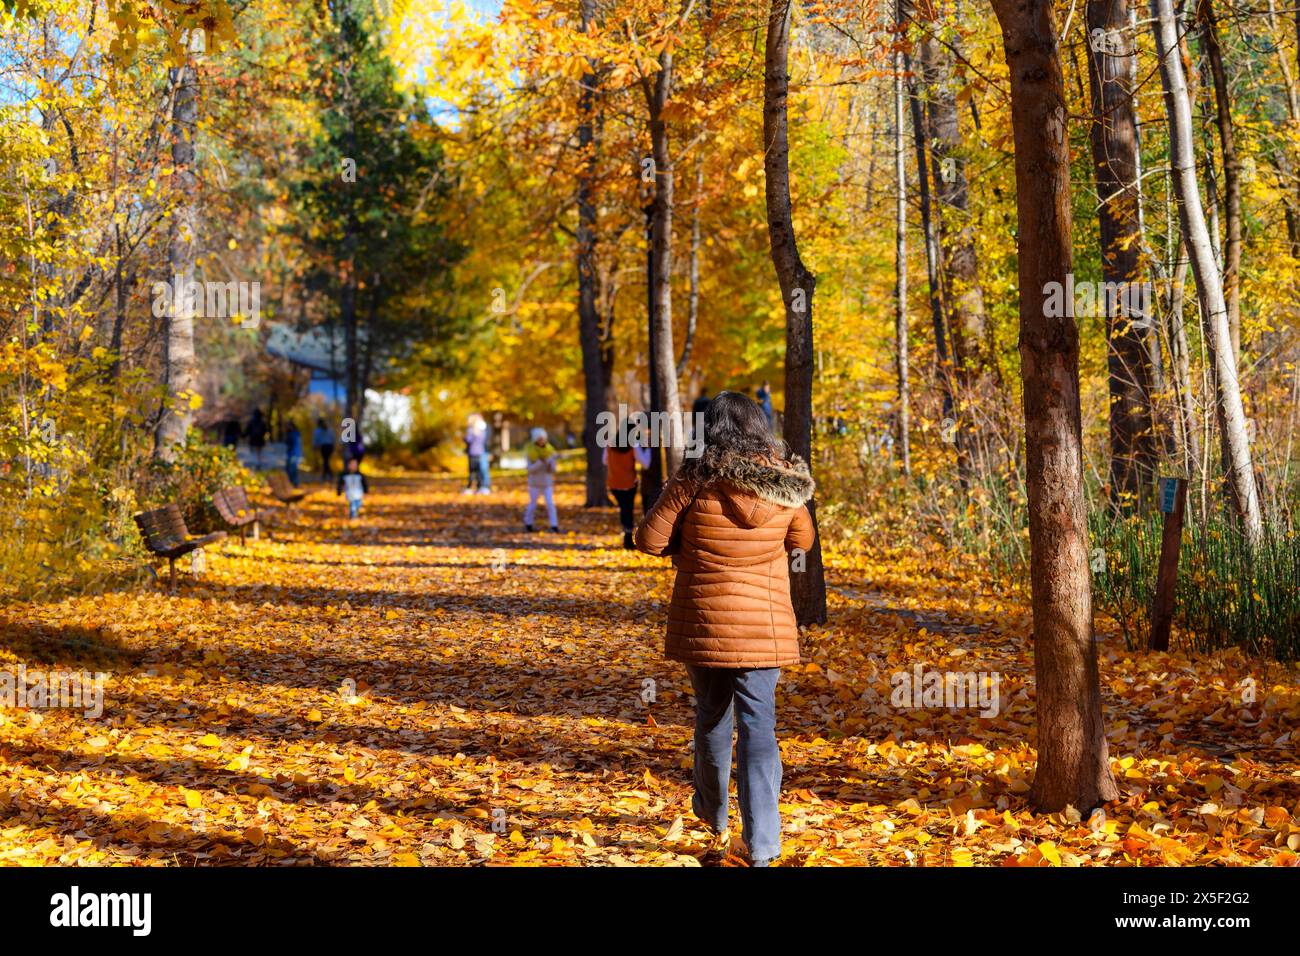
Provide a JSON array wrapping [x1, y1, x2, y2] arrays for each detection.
[[1149, 477, 1187, 651]]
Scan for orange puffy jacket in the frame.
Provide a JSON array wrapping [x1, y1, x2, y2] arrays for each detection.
[[635, 453, 815, 668]]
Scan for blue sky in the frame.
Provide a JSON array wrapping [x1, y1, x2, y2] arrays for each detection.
[[461, 0, 503, 17]]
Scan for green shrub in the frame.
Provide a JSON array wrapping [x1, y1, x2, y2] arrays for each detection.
[[141, 432, 259, 534]]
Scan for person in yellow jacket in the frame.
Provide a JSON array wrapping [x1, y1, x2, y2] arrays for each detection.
[[524, 427, 559, 532]]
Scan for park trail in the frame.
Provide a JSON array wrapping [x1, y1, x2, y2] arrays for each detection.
[[0, 474, 1296, 866]]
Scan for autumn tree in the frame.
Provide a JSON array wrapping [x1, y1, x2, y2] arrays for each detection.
[[764, 0, 827, 625], [640, 2, 692, 483], [1151, 0, 1262, 543], [893, 11, 912, 477], [1197, 0, 1243, 361], [917, 0, 992, 382], [1085, 0, 1157, 505], [154, 51, 201, 460], [292, 0, 460, 429], [577, 0, 612, 507], [898, 0, 958, 454], [989, 0, 1118, 812]]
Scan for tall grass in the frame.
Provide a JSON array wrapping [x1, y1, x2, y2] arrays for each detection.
[[821, 434, 1300, 661], [1091, 512, 1300, 661]]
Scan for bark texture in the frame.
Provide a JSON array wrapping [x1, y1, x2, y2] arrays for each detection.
[[1151, 0, 1262, 542], [1085, 0, 1157, 504], [764, 0, 827, 625], [578, 0, 610, 506], [989, 0, 1119, 812], [155, 60, 199, 461]]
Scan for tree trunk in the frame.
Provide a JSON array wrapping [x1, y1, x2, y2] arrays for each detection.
[[678, 150, 703, 379], [341, 239, 359, 427], [764, 0, 827, 625], [1085, 0, 1157, 506], [918, 0, 991, 377], [107, 222, 133, 383], [1265, 0, 1300, 257], [155, 60, 199, 461], [1197, 0, 1242, 361], [897, 15, 960, 453], [678, 2, 712, 380], [645, 51, 684, 478], [577, 0, 610, 507], [894, 39, 912, 476], [1151, 0, 1263, 543], [907, 65, 949, 391], [642, 201, 664, 512], [360, 273, 380, 415], [1167, 247, 1200, 475], [989, 0, 1118, 813], [1267, 0, 1300, 120]]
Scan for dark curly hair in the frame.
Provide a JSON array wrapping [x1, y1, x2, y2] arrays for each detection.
[[679, 390, 787, 481]]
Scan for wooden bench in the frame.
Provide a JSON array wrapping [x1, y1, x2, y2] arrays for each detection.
[[134, 504, 227, 587], [266, 470, 307, 514], [212, 485, 266, 545]]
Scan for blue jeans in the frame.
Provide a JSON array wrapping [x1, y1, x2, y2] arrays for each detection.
[[468, 453, 490, 490], [348, 498, 361, 519], [285, 456, 301, 487], [686, 665, 782, 862]]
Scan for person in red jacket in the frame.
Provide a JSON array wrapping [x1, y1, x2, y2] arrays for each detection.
[[635, 391, 815, 866], [603, 425, 650, 549]]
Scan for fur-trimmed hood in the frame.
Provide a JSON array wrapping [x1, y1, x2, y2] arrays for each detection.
[[681, 450, 815, 517]]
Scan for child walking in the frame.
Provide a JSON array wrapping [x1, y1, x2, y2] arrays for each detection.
[[336, 457, 368, 519], [635, 391, 815, 867], [603, 427, 650, 549], [523, 427, 559, 532]]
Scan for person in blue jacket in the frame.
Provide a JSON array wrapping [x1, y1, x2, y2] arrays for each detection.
[[284, 422, 303, 487]]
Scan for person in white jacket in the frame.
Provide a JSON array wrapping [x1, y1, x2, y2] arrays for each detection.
[[524, 427, 559, 532]]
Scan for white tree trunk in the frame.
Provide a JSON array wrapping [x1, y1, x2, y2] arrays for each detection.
[[155, 60, 199, 461], [894, 40, 911, 476], [1150, 0, 1262, 542]]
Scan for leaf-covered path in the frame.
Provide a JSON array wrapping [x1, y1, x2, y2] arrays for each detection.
[[2, 475, 1297, 865]]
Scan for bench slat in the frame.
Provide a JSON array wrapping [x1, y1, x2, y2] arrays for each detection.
[[267, 471, 307, 503], [135, 504, 227, 557], [213, 486, 257, 526]]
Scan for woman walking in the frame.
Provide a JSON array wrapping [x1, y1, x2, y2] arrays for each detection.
[[635, 391, 814, 867]]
